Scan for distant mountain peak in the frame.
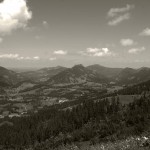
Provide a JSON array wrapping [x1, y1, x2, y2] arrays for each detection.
[[47, 64, 108, 85], [72, 64, 84, 69], [138, 67, 149, 71]]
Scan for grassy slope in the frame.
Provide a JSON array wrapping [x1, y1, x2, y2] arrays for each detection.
[[56, 136, 150, 150]]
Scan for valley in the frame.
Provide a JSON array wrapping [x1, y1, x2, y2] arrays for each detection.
[[0, 64, 150, 150], [0, 64, 148, 119]]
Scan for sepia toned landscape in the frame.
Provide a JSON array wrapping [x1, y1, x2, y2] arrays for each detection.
[[0, 0, 150, 149]]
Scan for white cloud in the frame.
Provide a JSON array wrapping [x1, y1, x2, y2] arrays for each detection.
[[54, 50, 67, 55], [19, 56, 40, 60], [108, 13, 130, 26], [17, 56, 24, 60], [128, 47, 145, 54], [0, 53, 19, 58], [87, 48, 99, 53], [0, 54, 41, 60], [0, 0, 32, 35], [33, 56, 40, 60], [120, 38, 135, 46], [49, 57, 56, 61], [0, 37, 3, 43], [108, 4, 134, 17], [107, 4, 134, 26], [140, 28, 150, 36], [80, 48, 114, 57]]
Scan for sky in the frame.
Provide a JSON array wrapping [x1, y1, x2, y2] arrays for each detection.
[[0, 0, 150, 69]]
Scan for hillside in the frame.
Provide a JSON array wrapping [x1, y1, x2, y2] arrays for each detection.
[[87, 65, 150, 85], [47, 64, 108, 85], [117, 67, 150, 85], [0, 76, 150, 149], [0, 66, 21, 87], [0, 91, 149, 149], [19, 66, 67, 82], [87, 64, 122, 78]]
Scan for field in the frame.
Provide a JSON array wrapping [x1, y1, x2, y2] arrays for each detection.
[[106, 95, 141, 104]]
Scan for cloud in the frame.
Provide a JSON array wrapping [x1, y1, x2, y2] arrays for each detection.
[[0, 53, 19, 58], [54, 50, 67, 55], [80, 48, 115, 57], [120, 38, 136, 46], [140, 28, 150, 36], [17, 56, 30, 60], [33, 56, 40, 60], [0, 37, 3, 43], [128, 47, 145, 54], [108, 13, 130, 26], [0, 54, 40, 60], [49, 57, 56, 61], [108, 4, 134, 17], [0, 0, 32, 35], [107, 4, 134, 26], [87, 48, 99, 53]]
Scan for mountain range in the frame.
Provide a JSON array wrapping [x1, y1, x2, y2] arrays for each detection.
[[19, 66, 67, 82], [48, 64, 107, 85], [1, 64, 150, 87]]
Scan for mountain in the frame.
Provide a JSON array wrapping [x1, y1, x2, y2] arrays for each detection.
[[117, 67, 150, 84], [19, 66, 67, 82], [47, 64, 108, 85], [87, 64, 122, 78], [10, 67, 39, 73], [87, 65, 150, 85], [1, 65, 150, 87], [0, 66, 20, 87], [12, 80, 36, 92]]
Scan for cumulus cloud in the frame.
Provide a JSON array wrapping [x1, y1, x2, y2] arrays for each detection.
[[140, 28, 150, 36], [54, 50, 67, 55], [120, 38, 135, 46], [128, 47, 145, 54], [0, 0, 32, 35], [107, 4, 134, 26], [80, 48, 115, 57]]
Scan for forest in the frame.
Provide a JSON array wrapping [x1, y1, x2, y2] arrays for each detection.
[[0, 81, 150, 149]]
